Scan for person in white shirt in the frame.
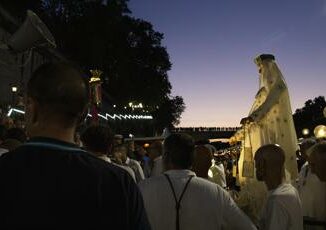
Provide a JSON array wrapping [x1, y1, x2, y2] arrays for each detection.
[[205, 144, 227, 188], [80, 125, 136, 181], [307, 142, 326, 229], [309, 142, 326, 182], [296, 138, 326, 226], [147, 141, 164, 177], [255, 144, 303, 230], [139, 133, 257, 230], [0, 147, 8, 156], [114, 144, 145, 183]]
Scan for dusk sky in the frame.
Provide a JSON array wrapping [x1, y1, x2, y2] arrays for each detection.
[[129, 0, 326, 127]]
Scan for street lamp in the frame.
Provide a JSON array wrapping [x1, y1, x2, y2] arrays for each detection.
[[11, 86, 18, 106], [11, 86, 17, 92], [314, 125, 326, 139], [302, 128, 309, 136]]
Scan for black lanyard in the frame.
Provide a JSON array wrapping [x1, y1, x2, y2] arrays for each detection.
[[164, 173, 194, 230]]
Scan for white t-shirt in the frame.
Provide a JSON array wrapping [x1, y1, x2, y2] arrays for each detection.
[[139, 170, 256, 230], [209, 162, 226, 188], [297, 162, 326, 221], [259, 183, 303, 230], [0, 148, 8, 156], [126, 157, 145, 182], [98, 155, 136, 182], [150, 156, 163, 177]]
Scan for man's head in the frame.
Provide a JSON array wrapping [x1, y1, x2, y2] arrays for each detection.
[[80, 125, 114, 155], [2, 117, 14, 129], [254, 144, 285, 182], [163, 134, 195, 170], [113, 144, 128, 163], [147, 141, 163, 160], [193, 145, 212, 178], [299, 138, 317, 160], [26, 62, 89, 136], [308, 142, 326, 181], [114, 134, 123, 146]]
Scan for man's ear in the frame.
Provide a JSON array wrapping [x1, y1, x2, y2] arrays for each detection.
[[26, 97, 38, 124]]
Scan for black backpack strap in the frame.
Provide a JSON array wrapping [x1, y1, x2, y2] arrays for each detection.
[[164, 173, 194, 230]]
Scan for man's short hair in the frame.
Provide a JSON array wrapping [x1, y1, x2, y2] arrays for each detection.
[[300, 138, 317, 153], [27, 62, 89, 126], [81, 125, 114, 153], [255, 144, 285, 168], [163, 134, 195, 169], [308, 142, 326, 159], [148, 141, 163, 155]]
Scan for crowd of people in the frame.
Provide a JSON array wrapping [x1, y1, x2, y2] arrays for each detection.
[[0, 62, 325, 229]]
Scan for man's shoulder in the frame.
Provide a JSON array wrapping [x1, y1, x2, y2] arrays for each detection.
[[129, 158, 141, 164], [139, 174, 222, 192], [269, 184, 300, 205], [271, 183, 297, 196], [0, 145, 131, 180], [139, 174, 165, 187]]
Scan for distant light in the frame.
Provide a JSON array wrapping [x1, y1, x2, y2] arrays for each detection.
[[11, 86, 17, 92], [129, 134, 134, 138], [302, 128, 309, 136], [7, 107, 153, 120], [129, 102, 133, 107], [124, 106, 127, 109], [7, 108, 24, 117], [113, 105, 116, 108], [314, 125, 326, 139], [139, 103, 143, 108], [144, 143, 150, 148]]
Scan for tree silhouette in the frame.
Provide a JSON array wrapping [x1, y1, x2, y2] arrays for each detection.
[[293, 96, 326, 137], [1, 0, 185, 133], [152, 96, 185, 132]]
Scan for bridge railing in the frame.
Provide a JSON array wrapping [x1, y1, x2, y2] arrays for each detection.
[[172, 127, 241, 132]]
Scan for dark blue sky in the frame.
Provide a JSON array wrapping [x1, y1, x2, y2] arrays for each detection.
[[129, 0, 326, 126]]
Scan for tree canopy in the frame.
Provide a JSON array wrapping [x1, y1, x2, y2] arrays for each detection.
[[1, 0, 185, 132], [293, 96, 326, 138]]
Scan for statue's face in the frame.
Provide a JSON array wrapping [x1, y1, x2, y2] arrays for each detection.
[[257, 63, 264, 75]]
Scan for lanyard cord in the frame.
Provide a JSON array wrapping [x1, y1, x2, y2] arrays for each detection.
[[164, 174, 194, 230]]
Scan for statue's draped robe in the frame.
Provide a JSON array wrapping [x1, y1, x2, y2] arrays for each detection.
[[236, 60, 298, 223]]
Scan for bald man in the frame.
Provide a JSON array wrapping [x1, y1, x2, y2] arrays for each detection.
[[255, 144, 303, 230], [193, 145, 212, 179]]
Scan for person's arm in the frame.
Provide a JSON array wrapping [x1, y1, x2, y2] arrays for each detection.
[[221, 188, 257, 230], [249, 78, 286, 122]]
